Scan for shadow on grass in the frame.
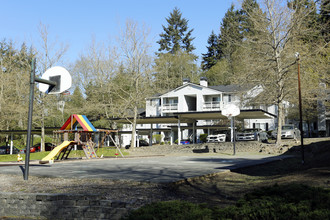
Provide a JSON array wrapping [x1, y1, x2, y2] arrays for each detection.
[[232, 140, 330, 177]]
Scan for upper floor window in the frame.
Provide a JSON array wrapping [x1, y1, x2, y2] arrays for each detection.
[[228, 94, 232, 102], [212, 96, 221, 102]]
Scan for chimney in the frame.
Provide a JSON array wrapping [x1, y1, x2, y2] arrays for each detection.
[[200, 77, 208, 87], [183, 78, 190, 85]]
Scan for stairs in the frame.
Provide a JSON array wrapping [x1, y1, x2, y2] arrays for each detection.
[[56, 144, 73, 160]]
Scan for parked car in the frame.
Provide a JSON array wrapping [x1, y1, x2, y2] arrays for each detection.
[[125, 139, 150, 149], [0, 145, 20, 155], [236, 128, 268, 142], [207, 134, 226, 143], [21, 142, 56, 153], [271, 124, 300, 139]]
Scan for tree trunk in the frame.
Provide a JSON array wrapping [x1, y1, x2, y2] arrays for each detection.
[[130, 106, 138, 148], [276, 101, 283, 146]]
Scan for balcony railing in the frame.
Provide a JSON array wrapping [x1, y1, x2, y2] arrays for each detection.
[[162, 103, 178, 112], [203, 101, 221, 111]]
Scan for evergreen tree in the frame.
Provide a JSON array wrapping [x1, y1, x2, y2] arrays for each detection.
[[154, 51, 198, 92], [202, 4, 243, 85], [319, 0, 329, 42], [201, 31, 221, 71], [240, 0, 261, 38], [157, 7, 195, 54], [218, 4, 243, 61]]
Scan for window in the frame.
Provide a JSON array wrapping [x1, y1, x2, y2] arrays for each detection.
[[212, 96, 220, 102], [228, 95, 231, 102]]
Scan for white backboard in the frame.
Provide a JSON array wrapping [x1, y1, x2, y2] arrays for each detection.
[[222, 104, 240, 118], [39, 66, 72, 94]]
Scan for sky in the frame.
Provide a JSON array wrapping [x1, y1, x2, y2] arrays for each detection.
[[1, 0, 236, 65]]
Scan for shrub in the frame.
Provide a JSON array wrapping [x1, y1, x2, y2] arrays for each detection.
[[125, 184, 330, 220], [153, 134, 162, 144], [215, 184, 330, 220], [199, 134, 208, 143], [124, 200, 213, 220]]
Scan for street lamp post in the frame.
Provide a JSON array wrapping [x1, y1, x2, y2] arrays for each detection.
[[296, 52, 304, 164]]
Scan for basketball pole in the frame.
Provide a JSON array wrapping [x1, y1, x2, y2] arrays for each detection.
[[231, 116, 236, 155], [24, 58, 58, 180], [24, 58, 35, 180]]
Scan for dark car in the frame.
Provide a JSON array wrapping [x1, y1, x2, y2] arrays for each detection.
[[21, 142, 56, 153], [125, 140, 150, 149], [0, 145, 20, 155]]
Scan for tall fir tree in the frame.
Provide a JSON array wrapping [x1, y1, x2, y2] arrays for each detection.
[[157, 7, 195, 54], [201, 31, 221, 71], [202, 4, 243, 85], [240, 0, 261, 38], [154, 7, 198, 91], [319, 0, 329, 42], [218, 4, 243, 61]]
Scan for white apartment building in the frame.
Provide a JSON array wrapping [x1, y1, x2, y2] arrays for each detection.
[[118, 77, 277, 147]]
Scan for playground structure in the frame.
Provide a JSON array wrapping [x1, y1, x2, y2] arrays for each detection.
[[40, 114, 121, 164]]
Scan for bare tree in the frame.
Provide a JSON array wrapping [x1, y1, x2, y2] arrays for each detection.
[[34, 22, 69, 151], [231, 0, 324, 145], [71, 37, 119, 124], [112, 19, 154, 148], [0, 41, 32, 131]]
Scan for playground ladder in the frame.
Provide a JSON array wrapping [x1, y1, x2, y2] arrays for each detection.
[[83, 140, 98, 159], [56, 144, 73, 160]]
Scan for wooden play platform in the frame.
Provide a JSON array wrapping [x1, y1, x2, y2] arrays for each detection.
[[40, 114, 121, 164]]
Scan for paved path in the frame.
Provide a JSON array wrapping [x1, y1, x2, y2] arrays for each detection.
[[0, 154, 292, 183]]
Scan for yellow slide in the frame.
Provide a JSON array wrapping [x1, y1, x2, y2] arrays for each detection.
[[40, 141, 74, 164]]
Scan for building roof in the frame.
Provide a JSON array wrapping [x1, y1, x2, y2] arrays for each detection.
[[209, 84, 254, 93], [61, 114, 97, 131], [147, 83, 255, 99], [112, 109, 276, 125]]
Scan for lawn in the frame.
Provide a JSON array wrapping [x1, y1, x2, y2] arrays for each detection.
[[0, 147, 128, 162], [125, 138, 330, 219]]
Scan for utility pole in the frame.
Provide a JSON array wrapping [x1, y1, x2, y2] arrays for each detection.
[[296, 52, 304, 164]]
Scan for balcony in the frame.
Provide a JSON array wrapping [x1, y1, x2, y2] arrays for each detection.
[[162, 103, 178, 112], [203, 101, 221, 111]]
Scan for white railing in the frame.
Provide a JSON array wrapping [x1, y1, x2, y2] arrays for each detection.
[[203, 101, 221, 111], [162, 103, 178, 112]]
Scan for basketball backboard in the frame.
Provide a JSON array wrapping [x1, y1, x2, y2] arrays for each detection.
[[39, 66, 72, 94], [222, 104, 240, 118]]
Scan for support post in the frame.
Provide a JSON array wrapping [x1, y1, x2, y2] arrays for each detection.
[[178, 118, 181, 145], [24, 58, 36, 180], [10, 133, 13, 155], [149, 124, 153, 146], [192, 121, 196, 144]]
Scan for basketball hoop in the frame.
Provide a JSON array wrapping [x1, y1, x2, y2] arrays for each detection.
[[221, 104, 240, 119]]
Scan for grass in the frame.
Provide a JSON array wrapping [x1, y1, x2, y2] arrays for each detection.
[[0, 147, 128, 162], [124, 184, 330, 220], [124, 138, 330, 219]]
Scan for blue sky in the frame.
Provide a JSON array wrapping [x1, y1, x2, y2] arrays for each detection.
[[1, 0, 235, 65]]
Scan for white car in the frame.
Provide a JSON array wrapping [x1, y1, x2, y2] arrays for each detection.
[[207, 134, 226, 143], [271, 124, 300, 139]]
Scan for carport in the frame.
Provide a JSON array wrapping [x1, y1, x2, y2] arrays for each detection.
[[0, 127, 59, 154], [113, 109, 276, 145]]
